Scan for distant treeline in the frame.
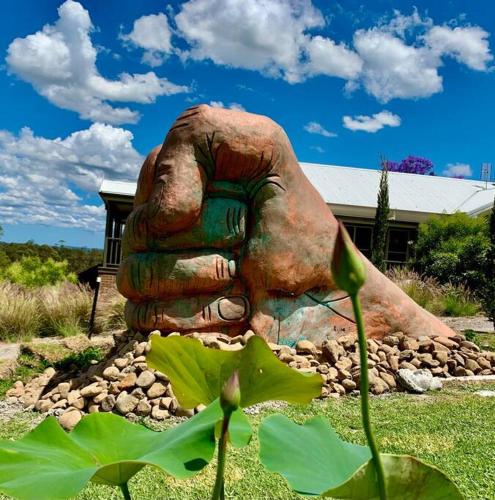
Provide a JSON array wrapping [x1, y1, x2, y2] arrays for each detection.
[[0, 241, 102, 274]]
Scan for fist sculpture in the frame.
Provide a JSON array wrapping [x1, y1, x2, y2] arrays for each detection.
[[117, 105, 454, 343]]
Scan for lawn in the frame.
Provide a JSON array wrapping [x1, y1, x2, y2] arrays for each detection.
[[0, 383, 494, 499]]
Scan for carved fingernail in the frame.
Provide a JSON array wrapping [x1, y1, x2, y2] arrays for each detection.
[[218, 296, 248, 321], [228, 259, 237, 278]]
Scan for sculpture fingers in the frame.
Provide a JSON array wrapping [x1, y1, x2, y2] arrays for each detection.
[[134, 145, 161, 208], [117, 252, 238, 301], [122, 197, 247, 255], [124, 294, 250, 333]]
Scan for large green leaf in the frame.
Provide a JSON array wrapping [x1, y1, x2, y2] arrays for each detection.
[[146, 335, 322, 409], [259, 415, 463, 499], [259, 414, 370, 496], [326, 455, 463, 499], [0, 401, 226, 500]]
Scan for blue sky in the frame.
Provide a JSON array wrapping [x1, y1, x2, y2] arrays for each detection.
[[0, 0, 494, 248]]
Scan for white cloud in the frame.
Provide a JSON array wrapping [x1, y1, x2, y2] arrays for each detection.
[[6, 0, 188, 124], [118, 3, 492, 104], [304, 121, 337, 137], [310, 145, 325, 153], [425, 25, 493, 71], [209, 101, 246, 111], [0, 124, 143, 230], [175, 0, 325, 83], [352, 27, 443, 102], [304, 35, 362, 79], [120, 13, 173, 67], [350, 11, 492, 102], [442, 163, 472, 178], [343, 110, 401, 133]]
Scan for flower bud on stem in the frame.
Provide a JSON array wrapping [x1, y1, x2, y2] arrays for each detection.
[[332, 222, 387, 500], [212, 372, 240, 500]]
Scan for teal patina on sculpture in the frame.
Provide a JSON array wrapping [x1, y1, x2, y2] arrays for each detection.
[[117, 105, 455, 342]]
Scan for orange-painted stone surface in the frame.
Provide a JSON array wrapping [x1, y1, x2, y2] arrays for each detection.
[[117, 105, 455, 343]]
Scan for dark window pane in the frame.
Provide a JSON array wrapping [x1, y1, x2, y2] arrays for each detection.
[[388, 251, 407, 262], [355, 226, 373, 251], [388, 229, 409, 253]]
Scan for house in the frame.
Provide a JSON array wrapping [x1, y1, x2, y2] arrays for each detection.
[[97, 162, 494, 290]]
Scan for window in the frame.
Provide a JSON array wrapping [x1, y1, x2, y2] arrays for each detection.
[[387, 228, 415, 264], [344, 224, 373, 258]]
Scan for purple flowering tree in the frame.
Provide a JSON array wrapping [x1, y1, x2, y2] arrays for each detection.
[[385, 156, 434, 175]]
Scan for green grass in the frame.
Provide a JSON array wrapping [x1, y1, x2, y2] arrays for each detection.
[[0, 383, 494, 499]]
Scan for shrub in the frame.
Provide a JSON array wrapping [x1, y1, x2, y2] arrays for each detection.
[[1, 256, 77, 287], [387, 268, 480, 317], [480, 195, 495, 327], [414, 212, 489, 290]]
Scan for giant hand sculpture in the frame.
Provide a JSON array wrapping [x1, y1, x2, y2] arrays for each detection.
[[117, 105, 454, 343]]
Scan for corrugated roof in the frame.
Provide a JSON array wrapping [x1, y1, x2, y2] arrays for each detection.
[[100, 179, 136, 197], [100, 163, 494, 217], [301, 163, 495, 215]]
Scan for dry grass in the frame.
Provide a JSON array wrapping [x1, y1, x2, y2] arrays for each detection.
[[0, 280, 128, 342], [38, 282, 93, 337], [0, 283, 41, 341], [388, 268, 480, 317], [94, 288, 127, 333]]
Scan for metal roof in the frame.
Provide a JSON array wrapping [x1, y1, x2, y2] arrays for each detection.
[[100, 163, 494, 221]]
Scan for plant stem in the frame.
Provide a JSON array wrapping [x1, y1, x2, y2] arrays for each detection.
[[211, 412, 231, 500], [120, 482, 132, 500], [351, 293, 387, 500]]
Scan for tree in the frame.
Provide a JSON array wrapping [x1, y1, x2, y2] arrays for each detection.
[[481, 196, 495, 327], [414, 212, 489, 290], [387, 156, 434, 175], [0, 224, 3, 239], [1, 256, 77, 287], [371, 159, 390, 272]]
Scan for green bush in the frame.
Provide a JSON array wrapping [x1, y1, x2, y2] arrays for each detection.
[[388, 268, 480, 317], [1, 256, 77, 287], [414, 212, 489, 290]]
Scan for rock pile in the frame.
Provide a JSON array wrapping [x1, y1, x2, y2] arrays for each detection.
[[6, 330, 495, 429]]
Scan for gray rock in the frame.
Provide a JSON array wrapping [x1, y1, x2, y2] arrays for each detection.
[[136, 370, 156, 388], [475, 390, 495, 397], [115, 392, 139, 415], [59, 409, 82, 430], [100, 394, 116, 412], [103, 366, 120, 381], [397, 368, 442, 393]]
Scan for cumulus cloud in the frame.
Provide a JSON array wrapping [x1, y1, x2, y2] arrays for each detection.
[[342, 110, 401, 133], [304, 35, 362, 79], [119, 3, 492, 104], [352, 28, 443, 102], [443, 163, 473, 178], [304, 121, 337, 137], [120, 13, 173, 67], [6, 0, 188, 124], [350, 11, 493, 102], [175, 0, 325, 83], [0, 124, 143, 230], [209, 101, 246, 111], [425, 25, 493, 70]]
